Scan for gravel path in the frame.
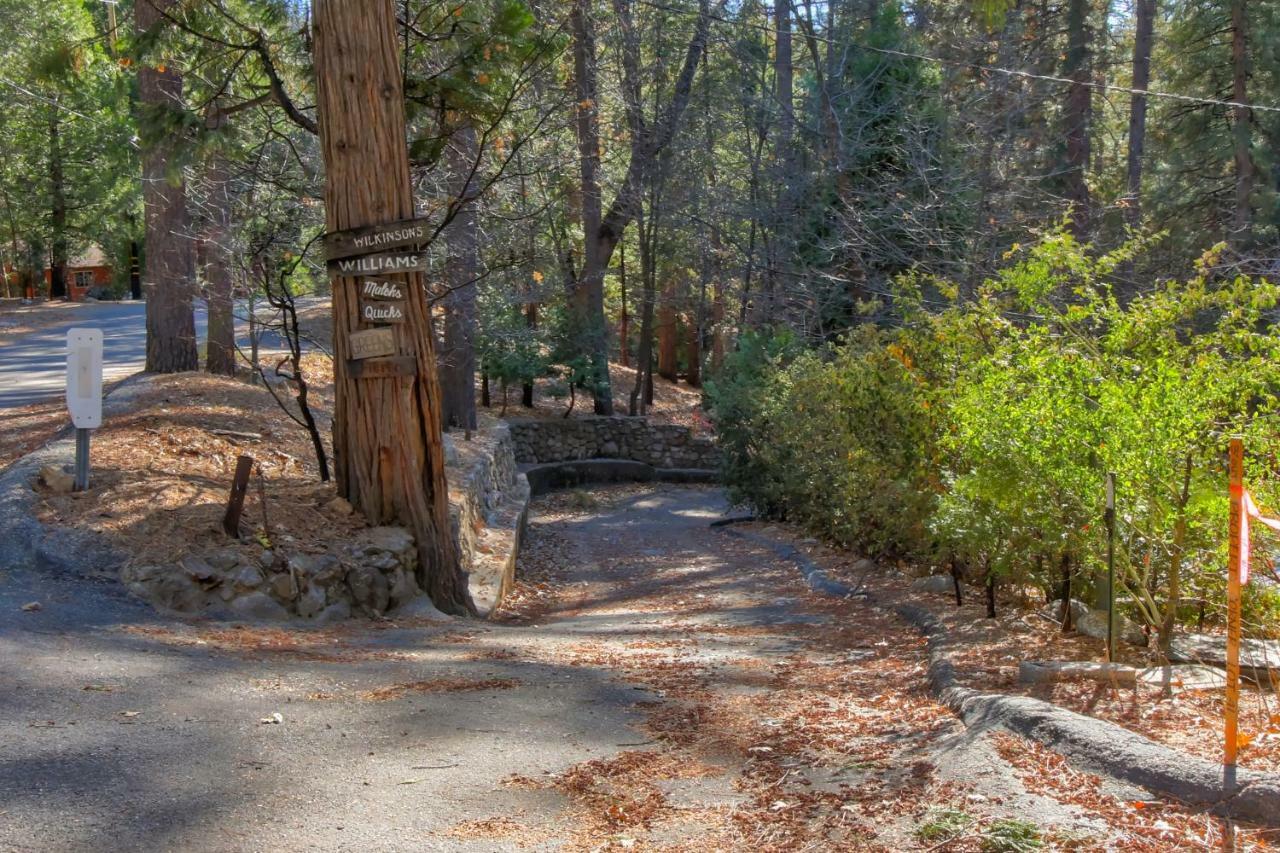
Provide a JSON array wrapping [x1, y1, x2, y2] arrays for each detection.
[[0, 485, 1204, 851]]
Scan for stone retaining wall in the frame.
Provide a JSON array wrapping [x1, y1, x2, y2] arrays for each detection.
[[506, 417, 719, 469]]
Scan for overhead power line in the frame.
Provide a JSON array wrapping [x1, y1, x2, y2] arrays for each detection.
[[636, 0, 1280, 114]]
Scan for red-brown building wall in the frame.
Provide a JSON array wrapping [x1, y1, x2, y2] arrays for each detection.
[[44, 266, 112, 301]]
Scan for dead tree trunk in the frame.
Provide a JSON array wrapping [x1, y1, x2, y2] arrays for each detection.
[[137, 0, 197, 372], [313, 0, 467, 614]]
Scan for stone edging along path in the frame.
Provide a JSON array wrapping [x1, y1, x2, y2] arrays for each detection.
[[716, 523, 1280, 827]]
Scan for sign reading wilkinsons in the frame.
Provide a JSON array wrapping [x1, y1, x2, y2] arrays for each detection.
[[324, 216, 429, 261], [329, 251, 428, 276]]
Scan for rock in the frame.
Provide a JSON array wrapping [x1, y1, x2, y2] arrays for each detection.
[[325, 497, 353, 516], [233, 565, 265, 590], [180, 556, 219, 583], [391, 595, 451, 621], [121, 564, 164, 585], [285, 553, 318, 577], [442, 434, 461, 466], [296, 584, 326, 619], [313, 600, 351, 626], [600, 441, 620, 456], [268, 572, 297, 602], [229, 591, 290, 622], [1076, 609, 1148, 647], [387, 568, 419, 609], [38, 465, 75, 494], [1168, 633, 1280, 673], [346, 565, 390, 616], [1043, 598, 1091, 626], [360, 526, 415, 555], [910, 575, 955, 594], [150, 573, 208, 613], [309, 554, 346, 587], [204, 549, 241, 572], [1019, 660, 1138, 686], [851, 558, 877, 574], [218, 585, 238, 602], [1138, 664, 1228, 692]]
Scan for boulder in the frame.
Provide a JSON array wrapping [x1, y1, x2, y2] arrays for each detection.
[[392, 595, 452, 621], [296, 584, 326, 619], [232, 565, 265, 590], [229, 591, 290, 622], [346, 564, 390, 616], [268, 572, 297, 602], [387, 567, 420, 610], [313, 600, 351, 626], [121, 564, 164, 585], [910, 575, 955, 594], [149, 572, 207, 613], [180, 556, 220, 584], [1076, 608, 1148, 647], [309, 554, 346, 588], [1043, 598, 1091, 626], [204, 549, 241, 572]]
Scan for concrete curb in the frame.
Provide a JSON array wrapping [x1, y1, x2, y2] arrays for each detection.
[[719, 525, 1280, 826], [0, 374, 153, 580]]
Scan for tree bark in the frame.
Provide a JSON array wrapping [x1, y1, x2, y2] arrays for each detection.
[[312, 0, 467, 614], [48, 105, 68, 301], [1063, 0, 1092, 234], [1231, 0, 1253, 249], [137, 0, 197, 372], [657, 280, 678, 381], [1124, 0, 1156, 230], [204, 113, 236, 376], [618, 240, 629, 368], [440, 120, 479, 431]]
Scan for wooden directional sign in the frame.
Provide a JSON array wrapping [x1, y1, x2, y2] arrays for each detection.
[[328, 250, 429, 277], [324, 217, 429, 261], [361, 299, 407, 324], [349, 327, 396, 360], [346, 355, 418, 380], [360, 278, 406, 300]]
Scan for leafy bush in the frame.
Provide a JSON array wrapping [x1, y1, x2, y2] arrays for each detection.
[[709, 231, 1280, 642]]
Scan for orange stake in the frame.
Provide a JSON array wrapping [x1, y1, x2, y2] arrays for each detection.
[[1225, 437, 1243, 767]]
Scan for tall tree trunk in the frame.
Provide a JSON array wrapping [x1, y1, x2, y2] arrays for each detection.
[[768, 0, 794, 316], [48, 106, 68, 301], [137, 0, 197, 372], [685, 313, 701, 387], [570, 0, 614, 414], [312, 0, 467, 614], [1125, 0, 1156, 232], [204, 113, 236, 376], [1063, 0, 1092, 234], [657, 280, 678, 381], [629, 207, 657, 416], [440, 120, 479, 431], [1231, 0, 1253, 249], [522, 301, 537, 408], [618, 240, 629, 368]]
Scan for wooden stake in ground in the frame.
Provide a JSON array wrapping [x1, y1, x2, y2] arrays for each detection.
[[1225, 436, 1243, 766], [312, 0, 468, 614]]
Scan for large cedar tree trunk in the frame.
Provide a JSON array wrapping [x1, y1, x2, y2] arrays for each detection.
[[440, 120, 479, 431], [657, 281, 678, 381], [312, 0, 468, 614], [137, 0, 198, 372]]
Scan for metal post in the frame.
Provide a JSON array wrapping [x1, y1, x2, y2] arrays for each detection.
[[1105, 472, 1116, 662], [74, 428, 90, 491]]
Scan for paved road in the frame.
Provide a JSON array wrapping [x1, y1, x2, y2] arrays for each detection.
[[0, 485, 1107, 851], [0, 302, 207, 409], [0, 300, 320, 409]]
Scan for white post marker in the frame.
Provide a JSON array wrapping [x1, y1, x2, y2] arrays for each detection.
[[66, 328, 103, 491]]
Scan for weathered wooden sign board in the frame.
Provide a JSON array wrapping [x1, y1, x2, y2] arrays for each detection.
[[346, 355, 418, 380], [328, 250, 429, 277], [361, 300, 407, 324], [349, 327, 396, 360], [325, 217, 428, 261], [361, 278, 406, 300]]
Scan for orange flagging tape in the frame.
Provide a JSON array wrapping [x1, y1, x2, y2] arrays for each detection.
[[1239, 490, 1280, 585]]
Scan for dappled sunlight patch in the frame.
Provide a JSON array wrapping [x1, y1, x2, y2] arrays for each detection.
[[119, 623, 411, 663]]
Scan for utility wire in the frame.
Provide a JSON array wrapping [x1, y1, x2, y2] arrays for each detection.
[[636, 0, 1280, 114]]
